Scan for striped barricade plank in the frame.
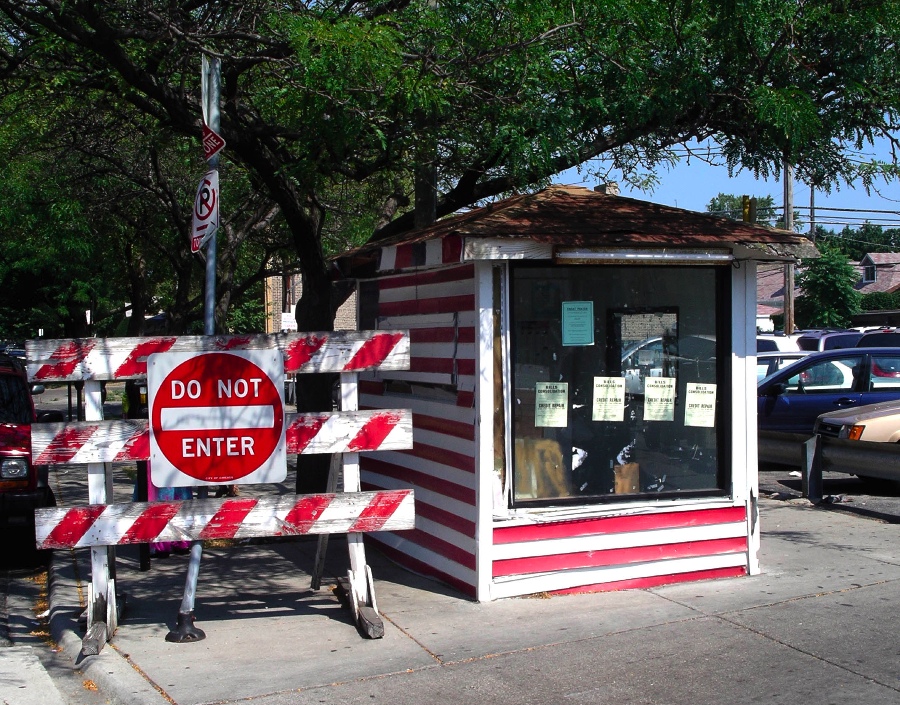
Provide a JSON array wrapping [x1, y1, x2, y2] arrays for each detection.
[[31, 409, 413, 465], [34, 490, 415, 549], [25, 330, 410, 382]]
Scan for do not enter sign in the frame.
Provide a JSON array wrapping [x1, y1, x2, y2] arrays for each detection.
[[148, 350, 286, 487]]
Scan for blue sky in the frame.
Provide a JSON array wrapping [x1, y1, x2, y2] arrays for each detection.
[[556, 138, 900, 233]]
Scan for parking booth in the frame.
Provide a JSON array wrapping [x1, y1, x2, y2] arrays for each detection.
[[333, 185, 816, 600]]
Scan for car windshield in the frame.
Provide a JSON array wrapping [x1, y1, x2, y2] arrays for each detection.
[[0, 375, 32, 424]]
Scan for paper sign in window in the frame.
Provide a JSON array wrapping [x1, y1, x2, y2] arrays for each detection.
[[561, 301, 594, 346], [592, 377, 625, 421], [684, 383, 716, 427], [534, 382, 569, 427], [643, 377, 675, 421]]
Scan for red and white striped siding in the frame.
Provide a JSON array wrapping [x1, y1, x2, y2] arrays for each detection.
[[490, 506, 748, 599], [378, 235, 464, 273], [358, 263, 480, 597], [354, 249, 751, 599]]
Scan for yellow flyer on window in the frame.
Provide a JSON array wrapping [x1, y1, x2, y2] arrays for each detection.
[[643, 377, 675, 421], [592, 377, 625, 421], [684, 383, 717, 427], [535, 382, 568, 427]]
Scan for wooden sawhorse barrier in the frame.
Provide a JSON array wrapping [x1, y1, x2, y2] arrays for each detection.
[[26, 331, 415, 653]]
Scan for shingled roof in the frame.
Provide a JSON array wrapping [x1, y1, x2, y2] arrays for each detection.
[[337, 185, 817, 269]]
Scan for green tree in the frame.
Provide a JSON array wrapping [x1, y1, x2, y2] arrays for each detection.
[[795, 246, 862, 328], [3, 1, 900, 490], [706, 193, 778, 226]]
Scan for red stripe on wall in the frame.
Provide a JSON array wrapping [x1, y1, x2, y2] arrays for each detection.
[[548, 566, 747, 595], [456, 391, 475, 407], [394, 244, 415, 270], [442, 235, 463, 264], [492, 537, 748, 578], [361, 457, 475, 504], [379, 295, 475, 318], [399, 527, 476, 570], [378, 263, 475, 291], [401, 441, 475, 473], [493, 506, 746, 545], [456, 358, 476, 376], [410, 327, 456, 344], [457, 327, 476, 344], [368, 537, 477, 598], [362, 478, 476, 538], [413, 413, 475, 441], [409, 357, 455, 374]]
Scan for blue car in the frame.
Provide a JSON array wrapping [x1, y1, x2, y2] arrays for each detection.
[[758, 347, 900, 434]]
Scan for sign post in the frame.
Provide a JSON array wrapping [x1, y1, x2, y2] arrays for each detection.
[[170, 54, 225, 644]]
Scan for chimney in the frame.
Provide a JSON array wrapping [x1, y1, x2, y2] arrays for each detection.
[[594, 182, 620, 196]]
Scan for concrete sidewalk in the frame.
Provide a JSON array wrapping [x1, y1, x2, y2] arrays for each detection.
[[44, 497, 900, 705]]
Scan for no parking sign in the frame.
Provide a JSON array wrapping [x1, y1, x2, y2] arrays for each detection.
[[148, 349, 286, 487]]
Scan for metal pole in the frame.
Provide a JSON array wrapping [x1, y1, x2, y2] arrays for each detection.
[[168, 55, 221, 644]]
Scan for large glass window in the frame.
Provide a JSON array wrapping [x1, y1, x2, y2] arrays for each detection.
[[510, 264, 730, 506]]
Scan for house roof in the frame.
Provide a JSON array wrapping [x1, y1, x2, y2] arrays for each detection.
[[863, 252, 900, 266], [855, 262, 900, 294], [336, 185, 817, 270]]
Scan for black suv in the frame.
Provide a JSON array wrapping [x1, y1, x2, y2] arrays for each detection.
[[0, 353, 56, 548]]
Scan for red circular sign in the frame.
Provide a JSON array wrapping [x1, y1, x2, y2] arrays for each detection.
[[151, 352, 283, 483]]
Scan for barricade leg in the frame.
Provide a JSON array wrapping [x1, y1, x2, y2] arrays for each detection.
[[83, 380, 119, 655], [334, 371, 384, 638], [166, 486, 207, 643]]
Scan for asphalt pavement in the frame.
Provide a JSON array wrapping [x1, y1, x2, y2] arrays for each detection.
[[7, 386, 900, 703], [1, 489, 891, 705]]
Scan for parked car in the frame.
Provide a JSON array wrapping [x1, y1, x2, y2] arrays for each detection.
[[757, 334, 801, 352], [756, 351, 808, 382], [795, 329, 863, 351], [621, 335, 716, 394], [815, 398, 900, 442], [758, 347, 900, 434], [856, 328, 900, 347], [0, 353, 58, 556]]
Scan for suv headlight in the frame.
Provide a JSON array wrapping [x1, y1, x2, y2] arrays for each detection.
[[0, 457, 29, 479]]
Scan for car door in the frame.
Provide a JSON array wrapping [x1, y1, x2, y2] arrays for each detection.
[[758, 353, 864, 433], [859, 352, 900, 404]]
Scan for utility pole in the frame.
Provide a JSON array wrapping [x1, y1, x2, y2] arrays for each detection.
[[783, 158, 795, 334], [809, 187, 816, 241]]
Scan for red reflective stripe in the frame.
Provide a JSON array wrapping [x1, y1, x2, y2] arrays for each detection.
[[279, 494, 333, 534], [34, 425, 100, 464], [344, 333, 404, 370], [285, 416, 327, 454], [283, 334, 328, 370], [42, 505, 105, 548], [34, 340, 96, 380], [121, 502, 182, 544], [113, 429, 150, 461], [348, 490, 409, 532], [198, 498, 258, 539], [348, 412, 400, 452], [113, 338, 176, 377]]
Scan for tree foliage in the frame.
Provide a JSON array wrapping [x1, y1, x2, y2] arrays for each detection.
[[2, 0, 899, 334], [795, 246, 862, 328]]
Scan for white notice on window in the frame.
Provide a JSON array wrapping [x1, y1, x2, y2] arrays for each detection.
[[592, 377, 625, 421], [684, 382, 717, 427], [643, 377, 675, 422], [534, 382, 569, 427]]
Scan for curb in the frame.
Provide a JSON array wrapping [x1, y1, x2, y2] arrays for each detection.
[[47, 550, 172, 705]]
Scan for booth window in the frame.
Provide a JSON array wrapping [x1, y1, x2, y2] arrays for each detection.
[[510, 264, 730, 506]]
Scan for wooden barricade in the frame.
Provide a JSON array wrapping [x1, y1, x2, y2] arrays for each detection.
[[26, 331, 414, 652]]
